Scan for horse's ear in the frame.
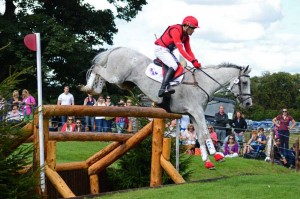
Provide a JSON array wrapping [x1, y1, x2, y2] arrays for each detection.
[[244, 65, 249, 73]]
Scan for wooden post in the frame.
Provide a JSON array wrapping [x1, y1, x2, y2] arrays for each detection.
[[150, 118, 164, 187], [45, 165, 75, 198], [295, 138, 299, 172], [88, 121, 153, 175], [270, 132, 275, 165], [162, 138, 171, 161], [90, 174, 99, 194], [46, 141, 56, 170], [160, 155, 185, 184]]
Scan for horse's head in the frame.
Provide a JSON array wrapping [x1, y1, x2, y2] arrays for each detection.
[[229, 66, 252, 108]]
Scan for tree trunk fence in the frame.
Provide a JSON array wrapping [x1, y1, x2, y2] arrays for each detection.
[[19, 105, 183, 198]]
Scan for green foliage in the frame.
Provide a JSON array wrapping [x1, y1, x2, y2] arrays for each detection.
[[0, 0, 148, 104], [246, 72, 300, 120], [107, 136, 193, 190]]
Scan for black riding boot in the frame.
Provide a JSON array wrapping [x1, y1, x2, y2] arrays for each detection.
[[158, 67, 176, 97]]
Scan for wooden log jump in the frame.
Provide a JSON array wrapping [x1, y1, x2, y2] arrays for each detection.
[[26, 132, 133, 142], [29, 105, 182, 198]]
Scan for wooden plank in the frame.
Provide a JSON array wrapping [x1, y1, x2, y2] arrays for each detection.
[[45, 165, 76, 198], [42, 105, 181, 119], [88, 122, 153, 175], [160, 155, 185, 184]]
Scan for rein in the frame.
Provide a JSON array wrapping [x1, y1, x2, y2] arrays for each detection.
[[182, 66, 251, 104]]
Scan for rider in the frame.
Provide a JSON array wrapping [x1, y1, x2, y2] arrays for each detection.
[[155, 16, 201, 97]]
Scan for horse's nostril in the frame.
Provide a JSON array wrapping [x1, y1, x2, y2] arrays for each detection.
[[246, 102, 251, 106]]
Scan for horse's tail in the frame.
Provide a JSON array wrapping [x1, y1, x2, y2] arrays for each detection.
[[92, 47, 123, 67]]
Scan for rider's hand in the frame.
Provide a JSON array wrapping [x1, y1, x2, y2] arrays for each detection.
[[192, 59, 201, 69]]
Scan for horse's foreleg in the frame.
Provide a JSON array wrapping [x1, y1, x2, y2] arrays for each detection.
[[80, 72, 96, 92]]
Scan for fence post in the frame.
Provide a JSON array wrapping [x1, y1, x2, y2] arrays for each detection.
[[295, 138, 299, 172], [150, 118, 164, 187]]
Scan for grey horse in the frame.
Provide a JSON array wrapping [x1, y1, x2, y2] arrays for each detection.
[[80, 47, 252, 169]]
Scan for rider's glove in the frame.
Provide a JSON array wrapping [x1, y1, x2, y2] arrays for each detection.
[[192, 59, 201, 69]]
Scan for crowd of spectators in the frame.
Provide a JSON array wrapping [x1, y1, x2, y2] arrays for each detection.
[[0, 89, 36, 125], [1, 87, 298, 169]]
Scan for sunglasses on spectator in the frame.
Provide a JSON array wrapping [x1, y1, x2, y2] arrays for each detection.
[[282, 110, 287, 112], [106, 97, 110, 99], [68, 118, 73, 121], [208, 127, 212, 129]]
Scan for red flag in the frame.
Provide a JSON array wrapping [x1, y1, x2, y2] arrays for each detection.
[[24, 34, 37, 51]]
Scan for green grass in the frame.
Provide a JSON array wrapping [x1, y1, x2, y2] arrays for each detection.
[[96, 173, 300, 199], [55, 141, 299, 199], [56, 141, 110, 163]]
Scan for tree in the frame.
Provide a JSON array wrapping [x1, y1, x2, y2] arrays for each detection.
[[0, 0, 147, 103]]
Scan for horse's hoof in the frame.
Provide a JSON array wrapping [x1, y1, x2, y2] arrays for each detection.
[[205, 161, 215, 170], [214, 153, 225, 162]]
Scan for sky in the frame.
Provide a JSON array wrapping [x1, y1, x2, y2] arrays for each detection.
[[1, 0, 299, 77], [85, 0, 300, 77]]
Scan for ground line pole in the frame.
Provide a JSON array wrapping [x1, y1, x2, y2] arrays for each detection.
[[36, 33, 45, 192]]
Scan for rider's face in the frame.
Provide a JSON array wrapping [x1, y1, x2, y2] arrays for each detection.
[[186, 26, 195, 36]]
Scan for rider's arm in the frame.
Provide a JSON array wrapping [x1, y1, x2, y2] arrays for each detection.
[[183, 37, 196, 60], [170, 29, 195, 62]]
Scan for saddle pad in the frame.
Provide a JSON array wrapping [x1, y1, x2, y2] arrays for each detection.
[[145, 63, 184, 86]]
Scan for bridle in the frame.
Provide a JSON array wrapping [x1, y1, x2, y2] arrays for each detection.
[[228, 72, 252, 105], [182, 66, 252, 104]]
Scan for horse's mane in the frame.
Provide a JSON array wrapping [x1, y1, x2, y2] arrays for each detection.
[[92, 47, 123, 67], [203, 63, 242, 70]]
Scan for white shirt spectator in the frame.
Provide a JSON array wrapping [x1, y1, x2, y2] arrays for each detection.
[[58, 93, 74, 105]]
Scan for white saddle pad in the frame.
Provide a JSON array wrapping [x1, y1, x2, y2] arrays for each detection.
[[145, 63, 184, 86]]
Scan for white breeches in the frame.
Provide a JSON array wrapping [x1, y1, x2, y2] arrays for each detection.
[[154, 45, 179, 70]]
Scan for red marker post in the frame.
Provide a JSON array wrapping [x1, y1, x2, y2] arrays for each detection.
[[24, 33, 45, 192]]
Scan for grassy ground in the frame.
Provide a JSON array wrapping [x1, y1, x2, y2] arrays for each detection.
[[95, 173, 300, 199], [54, 137, 299, 199]]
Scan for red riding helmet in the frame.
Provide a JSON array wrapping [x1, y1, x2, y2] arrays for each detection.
[[182, 16, 199, 28]]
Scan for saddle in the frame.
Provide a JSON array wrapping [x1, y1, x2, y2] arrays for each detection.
[[153, 58, 184, 79]]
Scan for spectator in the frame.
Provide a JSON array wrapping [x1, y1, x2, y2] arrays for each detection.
[[115, 102, 128, 133], [257, 127, 267, 150], [126, 99, 140, 133], [83, 94, 96, 131], [244, 130, 260, 154], [208, 125, 218, 150], [272, 108, 296, 157], [165, 119, 177, 137], [94, 95, 106, 132], [223, 134, 239, 158], [182, 123, 197, 154], [57, 86, 74, 126], [0, 96, 6, 123], [7, 90, 22, 110], [286, 143, 299, 169], [215, 105, 228, 145], [21, 89, 36, 122], [273, 138, 288, 167], [104, 95, 115, 132], [6, 105, 23, 124], [179, 114, 190, 132], [229, 111, 247, 145], [61, 116, 76, 132], [74, 119, 84, 132]]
